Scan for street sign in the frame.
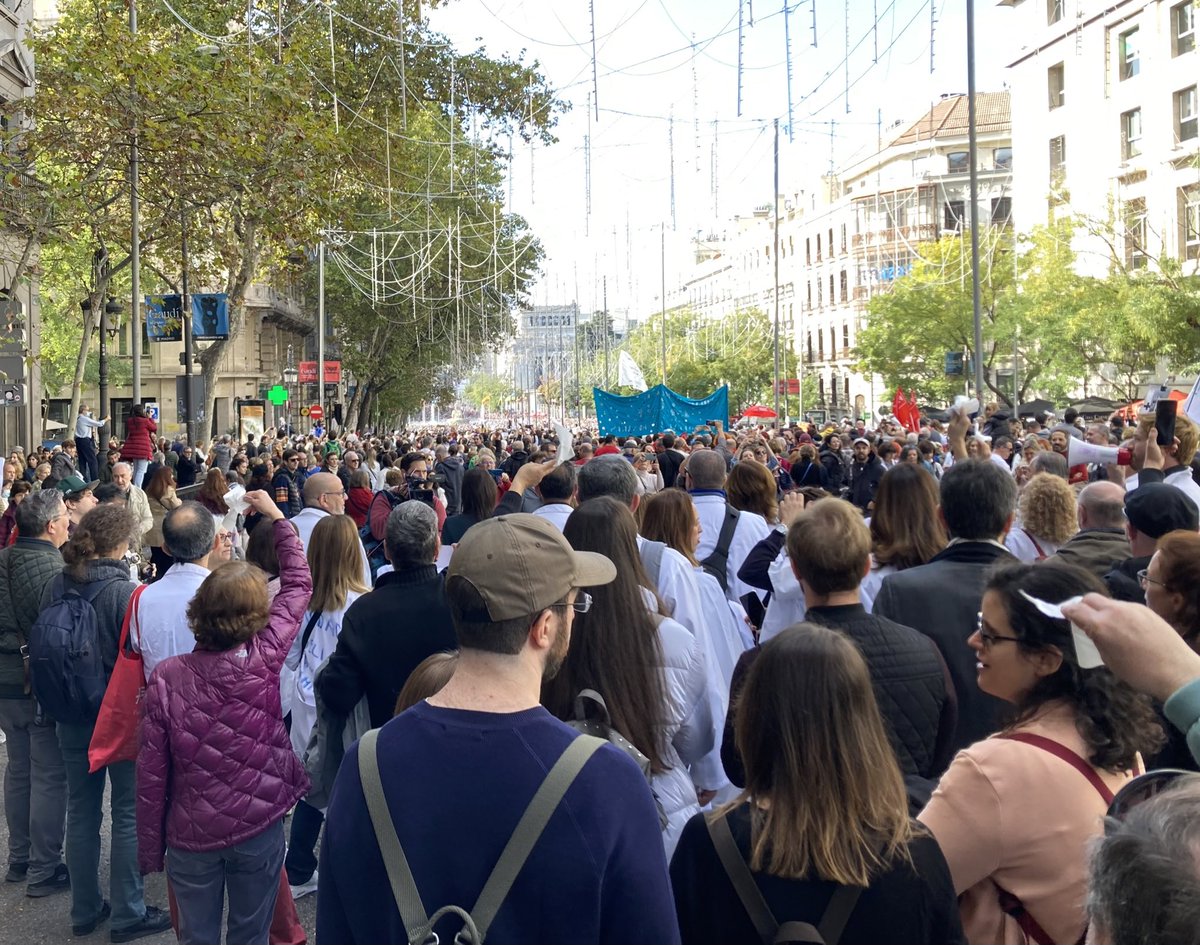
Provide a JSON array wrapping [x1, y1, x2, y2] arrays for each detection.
[[298, 361, 341, 384], [2, 383, 25, 406], [308, 403, 324, 421], [145, 402, 160, 422], [267, 385, 289, 405], [301, 405, 311, 418]]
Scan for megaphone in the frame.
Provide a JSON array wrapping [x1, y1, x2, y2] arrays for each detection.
[[1068, 438, 1132, 467]]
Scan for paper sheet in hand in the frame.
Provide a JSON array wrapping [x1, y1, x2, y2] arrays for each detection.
[[1019, 591, 1104, 669], [554, 423, 574, 466], [952, 395, 980, 418], [220, 484, 248, 535]]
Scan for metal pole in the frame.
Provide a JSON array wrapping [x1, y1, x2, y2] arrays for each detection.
[[318, 239, 325, 430], [181, 208, 194, 445], [660, 225, 667, 385], [129, 0, 141, 406], [772, 118, 781, 428], [967, 0, 985, 401], [602, 276, 609, 389], [98, 297, 109, 423]]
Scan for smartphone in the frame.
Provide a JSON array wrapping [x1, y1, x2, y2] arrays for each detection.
[[1156, 399, 1177, 447]]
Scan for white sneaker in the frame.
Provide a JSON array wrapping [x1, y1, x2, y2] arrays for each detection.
[[289, 871, 318, 900]]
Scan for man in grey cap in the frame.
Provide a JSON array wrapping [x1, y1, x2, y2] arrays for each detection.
[[317, 514, 679, 944], [1104, 483, 1199, 602]]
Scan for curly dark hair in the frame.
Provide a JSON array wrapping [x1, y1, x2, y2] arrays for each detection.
[[987, 561, 1164, 771], [186, 561, 270, 651]]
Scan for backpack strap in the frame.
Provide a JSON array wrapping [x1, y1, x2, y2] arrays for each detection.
[[299, 611, 322, 655], [640, 539, 666, 587], [358, 728, 605, 945], [702, 505, 741, 590], [708, 813, 864, 945], [997, 732, 1115, 805]]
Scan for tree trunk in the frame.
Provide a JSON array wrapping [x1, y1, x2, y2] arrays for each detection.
[[344, 378, 365, 432], [67, 280, 108, 441], [198, 221, 260, 445]]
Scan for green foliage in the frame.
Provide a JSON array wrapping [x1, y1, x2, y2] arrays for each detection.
[[856, 220, 1200, 407], [616, 307, 798, 414]]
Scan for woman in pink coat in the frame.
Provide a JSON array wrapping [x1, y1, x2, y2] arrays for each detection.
[[136, 490, 312, 945], [919, 563, 1163, 945], [120, 404, 157, 487]]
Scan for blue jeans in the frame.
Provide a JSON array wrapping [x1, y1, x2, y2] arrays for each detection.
[[56, 721, 146, 931], [167, 820, 284, 945], [130, 458, 149, 488]]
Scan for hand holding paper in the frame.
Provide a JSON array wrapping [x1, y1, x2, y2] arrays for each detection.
[[1019, 590, 1104, 669]]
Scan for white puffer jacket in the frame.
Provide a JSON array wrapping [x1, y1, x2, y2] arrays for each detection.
[[651, 612, 716, 859]]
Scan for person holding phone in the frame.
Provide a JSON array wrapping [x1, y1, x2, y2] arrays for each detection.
[[1131, 409, 1200, 508]]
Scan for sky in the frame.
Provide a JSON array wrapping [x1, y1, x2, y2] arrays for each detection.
[[427, 0, 1022, 323]]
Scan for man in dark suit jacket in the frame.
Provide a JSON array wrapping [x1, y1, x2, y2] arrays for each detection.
[[655, 431, 687, 488], [873, 454, 1017, 763]]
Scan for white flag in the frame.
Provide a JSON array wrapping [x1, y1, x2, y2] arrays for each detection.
[[1184, 375, 1200, 428], [617, 350, 648, 392]]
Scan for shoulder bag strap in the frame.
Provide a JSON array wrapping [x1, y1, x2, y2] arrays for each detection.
[[358, 728, 432, 941], [998, 732, 1115, 805], [299, 611, 322, 655], [469, 734, 605, 940], [707, 813, 779, 945], [814, 884, 864, 944], [119, 585, 147, 662]]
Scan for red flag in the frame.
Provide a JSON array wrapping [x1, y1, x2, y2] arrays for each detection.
[[892, 387, 906, 423], [906, 390, 922, 432]]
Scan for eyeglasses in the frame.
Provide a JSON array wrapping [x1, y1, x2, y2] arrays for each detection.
[[1137, 569, 1166, 589], [321, 489, 346, 499], [975, 613, 1022, 648], [555, 592, 593, 614]]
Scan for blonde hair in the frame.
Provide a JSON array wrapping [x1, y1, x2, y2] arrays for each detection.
[[394, 651, 458, 716], [307, 515, 369, 613], [1019, 473, 1078, 545], [728, 624, 913, 884], [1139, 411, 1199, 466]]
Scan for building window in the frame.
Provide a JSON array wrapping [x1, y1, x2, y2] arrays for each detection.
[[1175, 86, 1198, 144], [842, 323, 850, 349], [805, 237, 811, 264], [818, 331, 824, 360], [807, 281, 813, 309], [944, 200, 966, 232], [1181, 186, 1200, 260], [828, 228, 835, 254], [816, 234, 822, 260], [994, 146, 1013, 170], [1119, 28, 1139, 81], [806, 331, 814, 360], [1123, 198, 1149, 270], [831, 375, 838, 405], [840, 224, 847, 253], [1121, 108, 1143, 160], [1173, 2, 1195, 57], [818, 376, 826, 402], [829, 326, 837, 358], [947, 151, 969, 173], [844, 376, 851, 404], [1048, 0, 1063, 25], [839, 270, 848, 303], [992, 197, 1013, 225], [817, 279, 823, 307], [1047, 63, 1065, 109], [1049, 135, 1067, 186]]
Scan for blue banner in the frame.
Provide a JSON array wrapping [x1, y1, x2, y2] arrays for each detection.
[[593, 384, 729, 438], [192, 293, 229, 341], [144, 294, 183, 342]]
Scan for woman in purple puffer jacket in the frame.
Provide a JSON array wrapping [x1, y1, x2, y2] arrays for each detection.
[[136, 490, 312, 945]]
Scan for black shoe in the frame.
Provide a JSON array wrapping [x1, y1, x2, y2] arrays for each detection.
[[26, 864, 70, 898], [5, 862, 28, 883], [110, 906, 172, 943], [74, 900, 111, 936]]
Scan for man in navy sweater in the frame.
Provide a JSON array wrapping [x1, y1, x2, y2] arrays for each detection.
[[316, 514, 681, 945]]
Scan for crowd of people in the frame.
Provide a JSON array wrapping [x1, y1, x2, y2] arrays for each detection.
[[0, 398, 1198, 944]]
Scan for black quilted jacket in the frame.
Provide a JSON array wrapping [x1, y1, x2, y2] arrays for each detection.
[[0, 538, 65, 699]]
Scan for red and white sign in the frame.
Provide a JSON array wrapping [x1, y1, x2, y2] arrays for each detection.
[[297, 361, 342, 384], [308, 403, 324, 421]]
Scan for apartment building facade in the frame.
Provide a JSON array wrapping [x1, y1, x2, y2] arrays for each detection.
[[1003, 0, 1198, 275], [675, 92, 1013, 421]]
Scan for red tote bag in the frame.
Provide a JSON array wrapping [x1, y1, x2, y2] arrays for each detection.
[[88, 584, 148, 773]]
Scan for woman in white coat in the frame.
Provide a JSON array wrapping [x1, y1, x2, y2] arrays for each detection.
[[283, 514, 369, 898], [544, 498, 715, 858]]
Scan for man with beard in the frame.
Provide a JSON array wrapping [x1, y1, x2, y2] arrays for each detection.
[[316, 513, 679, 945]]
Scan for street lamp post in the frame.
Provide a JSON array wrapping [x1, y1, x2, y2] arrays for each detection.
[[283, 344, 298, 435]]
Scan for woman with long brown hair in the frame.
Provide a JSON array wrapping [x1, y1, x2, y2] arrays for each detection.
[[726, 460, 779, 525], [284, 514, 370, 899], [670, 624, 963, 944], [544, 497, 716, 857], [194, 467, 230, 517], [143, 466, 182, 580], [862, 463, 948, 611]]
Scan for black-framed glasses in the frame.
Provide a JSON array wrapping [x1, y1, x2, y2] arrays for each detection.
[[975, 613, 1023, 648], [1137, 569, 1166, 589]]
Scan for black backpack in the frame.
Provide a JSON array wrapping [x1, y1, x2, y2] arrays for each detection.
[[360, 490, 404, 579], [28, 574, 119, 724], [700, 505, 741, 593]]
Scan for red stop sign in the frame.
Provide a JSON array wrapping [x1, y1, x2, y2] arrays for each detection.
[[309, 403, 324, 421]]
